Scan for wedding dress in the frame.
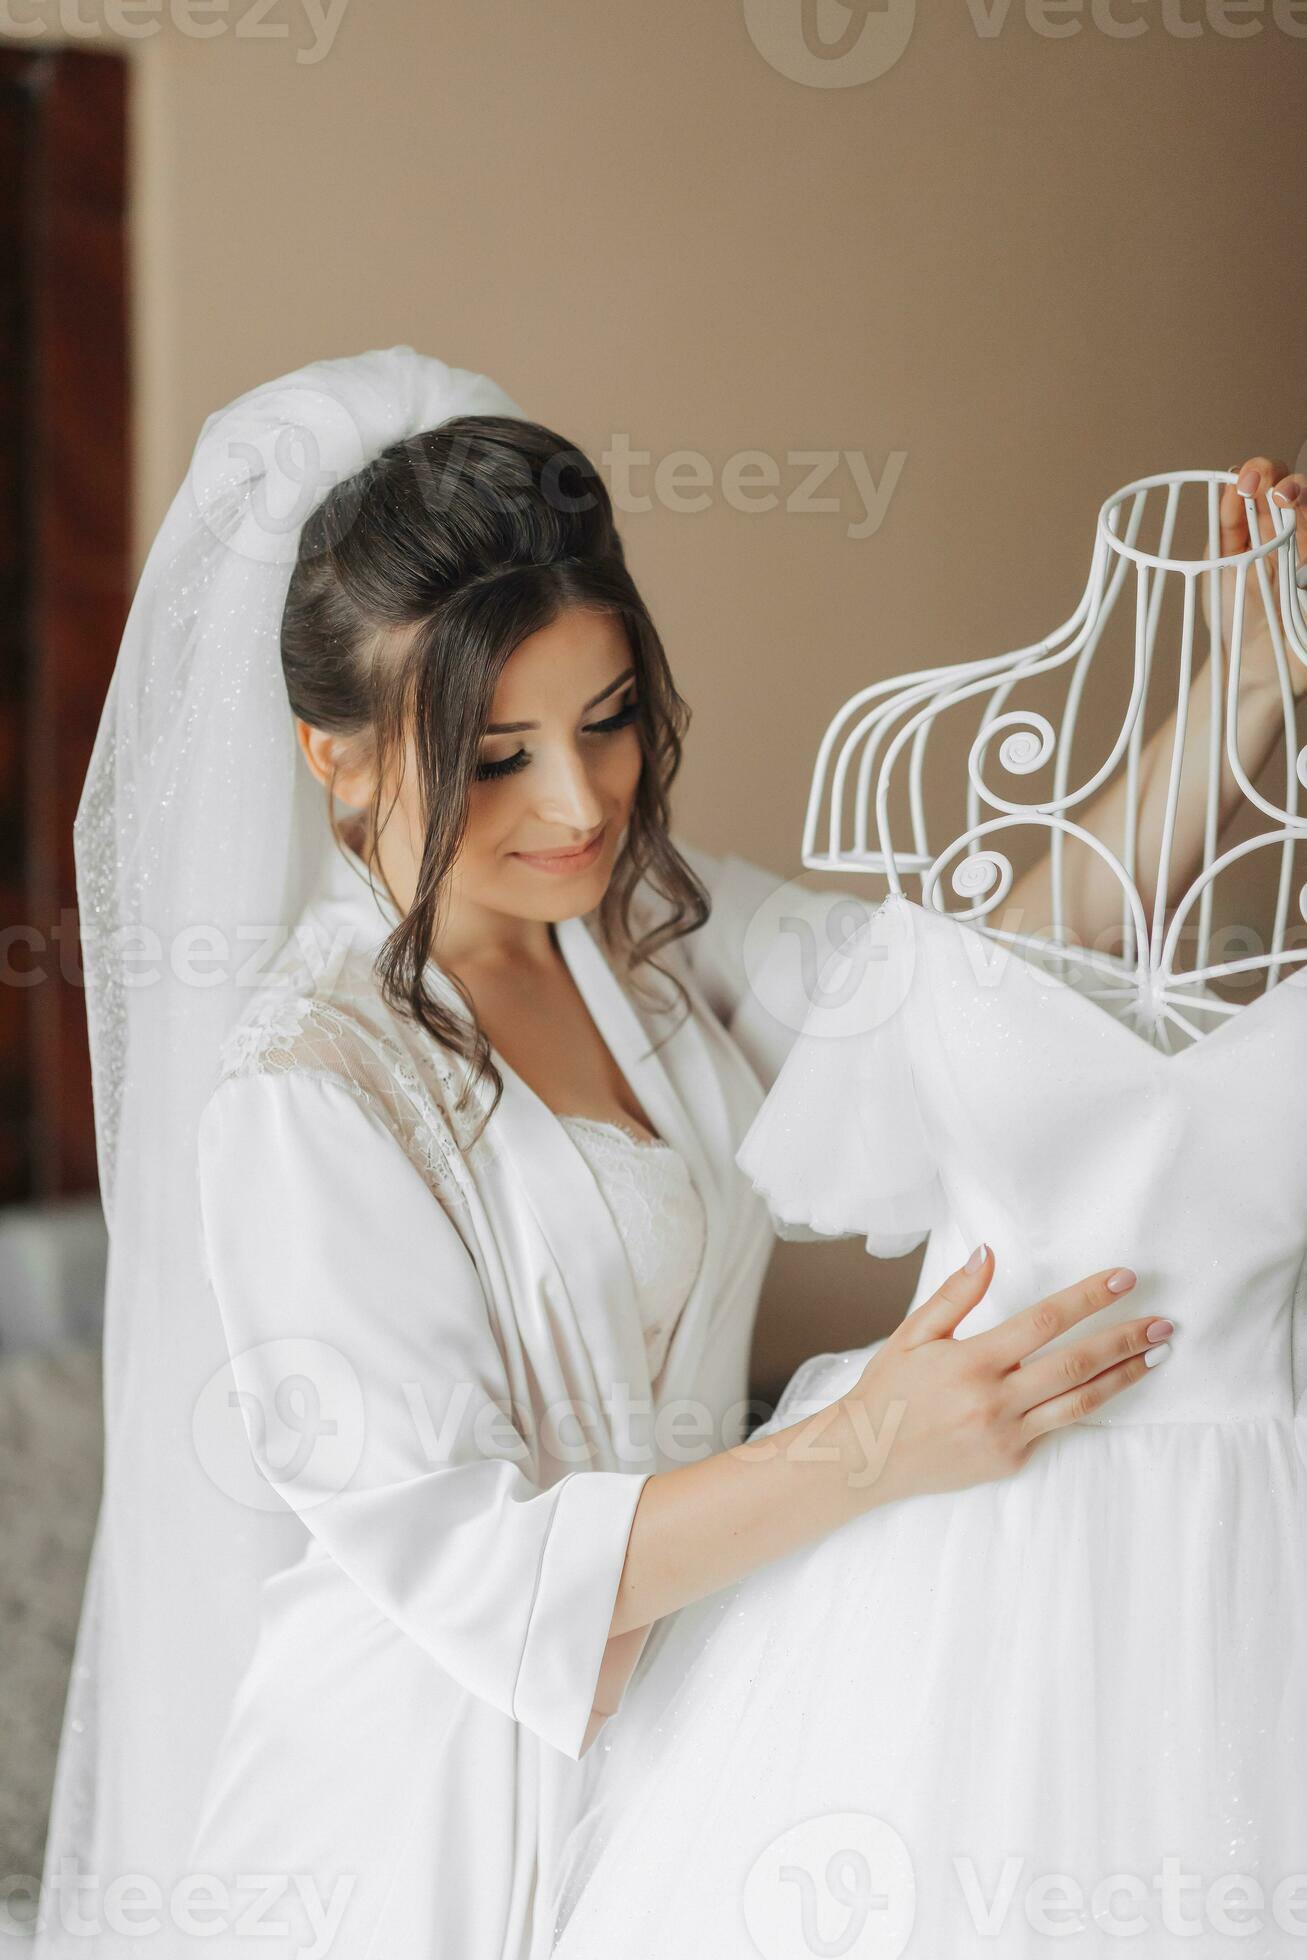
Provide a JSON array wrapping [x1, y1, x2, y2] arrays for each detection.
[[544, 886, 1307, 1960]]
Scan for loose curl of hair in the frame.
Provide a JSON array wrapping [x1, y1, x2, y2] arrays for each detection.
[[281, 414, 711, 1148]]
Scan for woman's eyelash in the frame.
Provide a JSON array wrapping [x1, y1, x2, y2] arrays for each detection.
[[474, 699, 639, 782]]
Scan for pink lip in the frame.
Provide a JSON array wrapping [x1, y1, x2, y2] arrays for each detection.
[[510, 828, 605, 871]]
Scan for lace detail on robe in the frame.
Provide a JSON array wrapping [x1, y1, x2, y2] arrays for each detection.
[[211, 954, 486, 1219]]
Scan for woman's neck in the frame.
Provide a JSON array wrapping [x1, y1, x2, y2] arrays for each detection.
[[339, 810, 562, 974]]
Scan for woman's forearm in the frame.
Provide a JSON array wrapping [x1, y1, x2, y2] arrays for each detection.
[[608, 1243, 1162, 1639], [608, 1396, 887, 1638], [607, 1238, 1160, 1638], [1005, 648, 1300, 955]]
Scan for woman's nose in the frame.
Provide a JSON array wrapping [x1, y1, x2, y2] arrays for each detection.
[[531, 744, 605, 831]]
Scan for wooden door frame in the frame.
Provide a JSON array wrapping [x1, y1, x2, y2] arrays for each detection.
[[0, 44, 130, 1205]]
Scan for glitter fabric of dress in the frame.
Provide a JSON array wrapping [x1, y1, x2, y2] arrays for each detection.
[[545, 890, 1307, 1960]]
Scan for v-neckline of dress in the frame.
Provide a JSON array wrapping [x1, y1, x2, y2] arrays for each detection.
[[894, 890, 1307, 1072]]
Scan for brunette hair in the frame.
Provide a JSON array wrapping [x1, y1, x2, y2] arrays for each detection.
[[281, 414, 710, 1143]]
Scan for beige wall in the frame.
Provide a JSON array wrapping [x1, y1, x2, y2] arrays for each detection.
[[11, 0, 1304, 1391]]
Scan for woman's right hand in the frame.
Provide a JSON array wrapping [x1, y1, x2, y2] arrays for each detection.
[[838, 1244, 1172, 1508], [1201, 458, 1307, 698]]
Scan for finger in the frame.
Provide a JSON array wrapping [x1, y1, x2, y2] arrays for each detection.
[[1008, 1312, 1172, 1418], [1227, 454, 1290, 554], [1017, 1338, 1165, 1444], [1220, 457, 1260, 557], [978, 1265, 1137, 1371], [1269, 472, 1307, 589], [896, 1241, 993, 1348], [1222, 455, 1276, 556], [1252, 457, 1291, 568]]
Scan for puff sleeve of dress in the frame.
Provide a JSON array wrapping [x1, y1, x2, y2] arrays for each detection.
[[195, 1068, 652, 1763], [733, 892, 947, 1258]]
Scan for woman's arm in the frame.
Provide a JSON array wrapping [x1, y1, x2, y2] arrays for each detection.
[[614, 851, 1168, 1636], [1004, 459, 1307, 954], [609, 1245, 1166, 1636], [197, 1067, 657, 1763], [197, 1061, 1167, 1736]]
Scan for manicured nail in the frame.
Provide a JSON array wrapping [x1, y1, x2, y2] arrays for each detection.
[[964, 1242, 988, 1273], [1271, 482, 1300, 506], [1145, 1319, 1174, 1342], [1144, 1342, 1171, 1368], [1107, 1268, 1137, 1293], [1237, 466, 1260, 496]]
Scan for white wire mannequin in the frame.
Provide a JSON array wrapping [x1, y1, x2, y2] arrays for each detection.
[[802, 467, 1307, 1052]]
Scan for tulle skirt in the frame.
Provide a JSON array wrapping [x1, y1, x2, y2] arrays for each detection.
[[546, 1345, 1307, 1960]]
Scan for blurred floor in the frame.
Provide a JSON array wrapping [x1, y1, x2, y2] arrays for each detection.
[[0, 1203, 106, 1938]]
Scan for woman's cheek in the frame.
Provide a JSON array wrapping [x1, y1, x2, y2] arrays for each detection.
[[610, 731, 643, 807]]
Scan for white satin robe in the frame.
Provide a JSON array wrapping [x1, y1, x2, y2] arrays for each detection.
[[189, 832, 865, 1960]]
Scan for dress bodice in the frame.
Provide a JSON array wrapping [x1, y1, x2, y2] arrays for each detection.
[[736, 890, 1307, 1430], [557, 1115, 707, 1385]]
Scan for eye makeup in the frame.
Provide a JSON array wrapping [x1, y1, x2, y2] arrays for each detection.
[[473, 690, 639, 783]]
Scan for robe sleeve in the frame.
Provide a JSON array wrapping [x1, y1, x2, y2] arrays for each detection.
[[195, 1067, 652, 1763], [669, 831, 885, 1093]]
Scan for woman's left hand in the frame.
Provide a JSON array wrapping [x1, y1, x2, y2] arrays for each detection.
[[1201, 455, 1307, 701]]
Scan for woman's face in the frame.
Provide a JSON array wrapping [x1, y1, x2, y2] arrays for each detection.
[[451, 604, 644, 931], [314, 604, 645, 957]]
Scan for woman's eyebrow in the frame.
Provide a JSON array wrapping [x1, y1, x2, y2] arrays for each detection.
[[484, 666, 635, 734]]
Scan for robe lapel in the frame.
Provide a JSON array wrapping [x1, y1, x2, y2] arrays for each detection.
[[326, 837, 739, 1446], [552, 914, 735, 1394], [482, 1038, 657, 1441]]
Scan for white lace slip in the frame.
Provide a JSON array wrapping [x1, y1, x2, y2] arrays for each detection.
[[557, 1115, 707, 1383]]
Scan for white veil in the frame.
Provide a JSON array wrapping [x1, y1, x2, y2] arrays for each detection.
[[34, 347, 524, 1953]]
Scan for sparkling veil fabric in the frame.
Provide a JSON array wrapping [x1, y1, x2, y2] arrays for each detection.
[[36, 348, 523, 1954]]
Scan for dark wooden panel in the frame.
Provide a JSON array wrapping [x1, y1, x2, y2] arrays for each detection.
[[0, 46, 129, 1203]]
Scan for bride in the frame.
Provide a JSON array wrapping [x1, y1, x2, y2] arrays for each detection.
[[39, 343, 1298, 1960]]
